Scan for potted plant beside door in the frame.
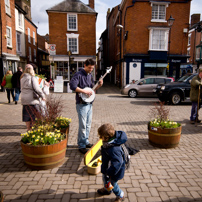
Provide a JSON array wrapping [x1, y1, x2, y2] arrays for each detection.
[[148, 102, 182, 148]]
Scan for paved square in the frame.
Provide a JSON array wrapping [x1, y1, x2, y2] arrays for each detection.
[[0, 86, 202, 202]]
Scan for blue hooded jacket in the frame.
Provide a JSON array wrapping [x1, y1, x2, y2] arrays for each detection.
[[101, 130, 127, 181]]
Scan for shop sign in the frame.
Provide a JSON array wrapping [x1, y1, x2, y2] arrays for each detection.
[[171, 59, 181, 63]]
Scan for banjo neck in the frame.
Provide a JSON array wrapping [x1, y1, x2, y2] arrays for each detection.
[[92, 71, 109, 91]]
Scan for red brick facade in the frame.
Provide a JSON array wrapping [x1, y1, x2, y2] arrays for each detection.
[[49, 12, 96, 56], [1, 0, 16, 57], [24, 18, 38, 70], [103, 0, 191, 87], [47, 0, 97, 80]]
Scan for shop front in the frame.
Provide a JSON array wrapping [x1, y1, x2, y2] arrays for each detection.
[[2, 53, 20, 75], [123, 54, 189, 85]]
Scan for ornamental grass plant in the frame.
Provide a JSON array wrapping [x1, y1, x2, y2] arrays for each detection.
[[21, 95, 71, 146], [149, 102, 181, 129]]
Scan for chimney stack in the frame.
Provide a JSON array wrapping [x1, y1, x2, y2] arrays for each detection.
[[191, 14, 201, 27], [89, 0, 94, 9]]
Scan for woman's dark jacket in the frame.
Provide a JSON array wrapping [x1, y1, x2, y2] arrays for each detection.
[[101, 130, 127, 181]]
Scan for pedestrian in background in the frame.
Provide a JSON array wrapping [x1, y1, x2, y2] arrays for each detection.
[[69, 59, 103, 154], [190, 69, 202, 124], [2, 70, 15, 103], [97, 123, 127, 202], [12, 67, 23, 104], [20, 64, 46, 131]]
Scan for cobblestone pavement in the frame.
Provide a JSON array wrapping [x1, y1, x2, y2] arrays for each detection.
[[0, 84, 202, 202]]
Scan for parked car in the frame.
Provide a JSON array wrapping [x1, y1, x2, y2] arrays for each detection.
[[121, 77, 174, 98], [155, 73, 197, 105]]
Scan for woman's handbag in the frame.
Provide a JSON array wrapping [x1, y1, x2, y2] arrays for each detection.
[[31, 77, 40, 99], [1, 77, 6, 87]]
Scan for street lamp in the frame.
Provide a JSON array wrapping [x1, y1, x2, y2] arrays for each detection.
[[167, 15, 175, 76], [67, 50, 72, 81]]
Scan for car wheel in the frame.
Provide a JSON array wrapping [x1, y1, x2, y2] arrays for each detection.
[[128, 89, 137, 98], [170, 92, 181, 105]]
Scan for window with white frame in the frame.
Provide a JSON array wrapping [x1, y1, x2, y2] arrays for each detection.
[[151, 2, 169, 22], [16, 32, 21, 53], [33, 31, 35, 45], [66, 33, 79, 54], [6, 26, 12, 48], [149, 28, 169, 51], [18, 11, 22, 27], [5, 0, 11, 15], [34, 49, 36, 62], [29, 47, 32, 61], [67, 14, 77, 31], [28, 28, 30, 43], [188, 33, 191, 46]]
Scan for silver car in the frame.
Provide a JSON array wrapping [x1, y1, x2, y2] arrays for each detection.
[[121, 77, 174, 98]]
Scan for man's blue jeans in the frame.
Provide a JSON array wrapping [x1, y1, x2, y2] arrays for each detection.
[[76, 103, 92, 149], [102, 174, 124, 198], [190, 101, 200, 121], [14, 88, 21, 101]]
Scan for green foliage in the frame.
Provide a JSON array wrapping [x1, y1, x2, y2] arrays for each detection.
[[149, 119, 181, 129], [54, 116, 71, 129], [21, 125, 66, 146], [149, 102, 181, 129]]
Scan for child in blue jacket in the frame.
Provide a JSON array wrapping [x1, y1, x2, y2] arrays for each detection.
[[97, 123, 127, 202]]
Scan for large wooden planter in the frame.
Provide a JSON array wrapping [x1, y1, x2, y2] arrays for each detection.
[[148, 124, 182, 148], [21, 137, 67, 170]]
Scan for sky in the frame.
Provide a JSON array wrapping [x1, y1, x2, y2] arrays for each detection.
[[31, 0, 202, 49]]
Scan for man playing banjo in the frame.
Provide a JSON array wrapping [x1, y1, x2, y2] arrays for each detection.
[[70, 59, 103, 154]]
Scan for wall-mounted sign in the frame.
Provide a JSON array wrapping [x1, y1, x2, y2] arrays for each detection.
[[49, 44, 56, 55]]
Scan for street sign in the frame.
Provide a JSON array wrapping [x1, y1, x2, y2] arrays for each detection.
[[49, 44, 56, 55]]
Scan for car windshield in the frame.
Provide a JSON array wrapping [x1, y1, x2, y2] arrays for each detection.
[[177, 74, 193, 82]]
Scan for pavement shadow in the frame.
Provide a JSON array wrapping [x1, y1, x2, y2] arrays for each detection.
[[0, 125, 26, 129], [0, 141, 28, 173], [163, 197, 202, 202], [3, 189, 113, 202], [0, 131, 21, 136]]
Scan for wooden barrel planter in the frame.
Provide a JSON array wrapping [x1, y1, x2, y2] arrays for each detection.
[[148, 124, 182, 148], [21, 137, 67, 170], [0, 191, 4, 202]]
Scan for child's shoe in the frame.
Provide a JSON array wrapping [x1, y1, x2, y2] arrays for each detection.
[[97, 187, 111, 195], [114, 196, 125, 202]]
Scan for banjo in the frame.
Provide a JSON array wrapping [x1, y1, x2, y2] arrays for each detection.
[[79, 66, 112, 103]]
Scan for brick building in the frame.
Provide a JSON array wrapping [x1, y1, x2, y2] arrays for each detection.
[[37, 34, 50, 80], [24, 17, 38, 72], [46, 0, 97, 81], [101, 0, 191, 87], [0, 0, 37, 82], [187, 14, 202, 72], [0, 0, 20, 80]]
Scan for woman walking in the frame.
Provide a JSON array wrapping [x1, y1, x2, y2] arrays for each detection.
[[2, 70, 15, 103]]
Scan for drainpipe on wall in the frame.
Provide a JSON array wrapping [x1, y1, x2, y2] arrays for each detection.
[[118, 5, 122, 88]]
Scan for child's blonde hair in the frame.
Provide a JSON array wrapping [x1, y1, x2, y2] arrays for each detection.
[[98, 123, 115, 142]]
